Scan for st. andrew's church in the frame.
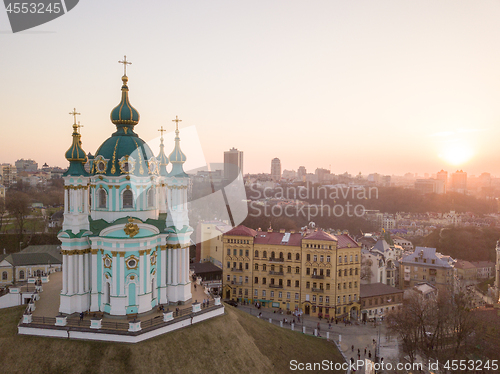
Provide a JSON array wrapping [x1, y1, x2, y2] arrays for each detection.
[[59, 59, 192, 316]]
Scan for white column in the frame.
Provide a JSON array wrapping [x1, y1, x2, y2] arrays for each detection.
[[120, 254, 125, 295], [167, 248, 172, 284], [112, 252, 117, 296], [68, 254, 74, 294], [180, 247, 185, 284], [84, 252, 89, 292], [92, 251, 98, 291], [62, 253, 68, 294], [109, 188, 113, 212], [64, 188, 68, 213], [173, 248, 178, 285], [146, 250, 151, 293], [160, 247, 166, 287], [185, 247, 189, 283], [78, 253, 84, 293], [139, 251, 145, 294]]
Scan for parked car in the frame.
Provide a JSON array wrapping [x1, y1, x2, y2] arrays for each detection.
[[225, 300, 238, 307]]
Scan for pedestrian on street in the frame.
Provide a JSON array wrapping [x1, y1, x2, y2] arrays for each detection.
[[364, 348, 367, 356], [351, 345, 354, 352], [368, 350, 371, 359]]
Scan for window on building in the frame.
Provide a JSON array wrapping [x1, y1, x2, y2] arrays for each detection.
[[349, 268, 353, 276], [306, 281, 310, 289], [245, 263, 249, 270], [279, 252, 284, 259], [312, 295, 316, 302], [262, 264, 267, 271], [355, 268, 358, 276], [245, 250, 249, 257], [227, 262, 230, 268], [295, 293, 299, 300], [338, 270, 342, 277], [343, 295, 346, 303], [98, 188, 107, 208], [306, 268, 310, 275], [263, 251, 267, 258], [313, 255, 317, 262], [349, 282, 352, 288], [254, 277, 258, 284], [350, 255, 353, 263], [326, 256, 330, 263], [270, 291, 274, 298], [320, 255, 324, 262], [355, 254, 358, 262], [326, 283, 330, 290], [295, 280, 299, 287], [254, 263, 258, 270], [19, 270, 24, 279], [244, 289, 248, 296], [147, 188, 155, 207], [286, 292, 290, 299], [227, 248, 230, 255], [344, 269, 347, 276], [262, 290, 266, 297], [354, 281, 357, 288], [271, 251, 275, 259], [338, 283, 341, 290], [295, 266, 300, 274], [343, 283, 346, 289], [226, 275, 230, 281], [287, 266, 291, 273], [287, 253, 292, 260], [337, 296, 340, 304], [344, 255, 347, 263], [234, 249, 237, 256], [255, 250, 259, 258], [319, 269, 324, 276], [262, 277, 267, 285], [240, 249, 243, 256], [245, 276, 248, 283], [123, 189, 133, 208], [307, 254, 311, 261], [338, 255, 342, 263], [254, 289, 258, 297], [326, 269, 330, 277], [296, 253, 300, 261], [287, 279, 291, 287]]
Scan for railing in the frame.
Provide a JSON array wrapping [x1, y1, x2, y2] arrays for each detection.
[[269, 284, 283, 289], [231, 281, 243, 285], [231, 268, 243, 272], [311, 274, 324, 279], [269, 257, 284, 263], [23, 300, 221, 333], [268, 271, 284, 276], [312, 288, 324, 293]]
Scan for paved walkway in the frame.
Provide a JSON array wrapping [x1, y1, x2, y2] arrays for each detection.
[[31, 271, 212, 322]]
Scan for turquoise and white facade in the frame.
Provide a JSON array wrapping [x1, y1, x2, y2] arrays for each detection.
[[58, 72, 192, 316]]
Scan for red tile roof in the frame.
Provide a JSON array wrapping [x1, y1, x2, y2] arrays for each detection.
[[254, 232, 302, 246], [303, 231, 337, 242], [337, 234, 360, 249], [224, 225, 257, 237]]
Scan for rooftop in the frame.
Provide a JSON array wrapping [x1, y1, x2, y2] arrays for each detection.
[[360, 283, 403, 298]]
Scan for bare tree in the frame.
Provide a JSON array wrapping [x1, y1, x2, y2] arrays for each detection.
[[360, 257, 373, 282], [5, 191, 31, 246], [0, 198, 5, 233]]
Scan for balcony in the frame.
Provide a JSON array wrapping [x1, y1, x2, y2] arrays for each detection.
[[231, 268, 243, 272], [269, 257, 284, 263], [311, 274, 324, 279], [312, 288, 324, 293], [231, 281, 243, 285], [269, 271, 284, 276], [269, 284, 283, 289]]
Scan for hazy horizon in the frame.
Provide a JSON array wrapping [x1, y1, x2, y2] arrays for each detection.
[[2, 1, 500, 177]]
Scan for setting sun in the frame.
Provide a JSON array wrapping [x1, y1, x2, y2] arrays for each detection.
[[439, 141, 474, 166]]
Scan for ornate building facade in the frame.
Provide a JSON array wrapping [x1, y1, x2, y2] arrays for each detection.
[[58, 66, 192, 316]]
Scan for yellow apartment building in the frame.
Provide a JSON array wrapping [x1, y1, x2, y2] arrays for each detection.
[[222, 225, 361, 320]]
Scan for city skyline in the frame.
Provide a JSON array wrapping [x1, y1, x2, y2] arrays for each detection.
[[1, 1, 500, 176]]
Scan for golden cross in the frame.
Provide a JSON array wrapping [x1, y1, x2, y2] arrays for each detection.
[[172, 115, 182, 130], [158, 126, 166, 139], [69, 108, 80, 125], [77, 121, 84, 134], [118, 55, 132, 76]]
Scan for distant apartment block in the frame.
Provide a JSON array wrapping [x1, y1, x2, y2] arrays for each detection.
[[297, 166, 306, 181], [450, 170, 467, 192], [224, 148, 243, 181], [271, 158, 281, 181], [15, 159, 38, 172], [0, 164, 17, 188], [414, 178, 445, 194]]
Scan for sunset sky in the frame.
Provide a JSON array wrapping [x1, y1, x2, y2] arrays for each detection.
[[1, 0, 500, 176]]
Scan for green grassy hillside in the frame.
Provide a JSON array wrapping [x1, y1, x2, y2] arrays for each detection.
[[0, 305, 342, 374]]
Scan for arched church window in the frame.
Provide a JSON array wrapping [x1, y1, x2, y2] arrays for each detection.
[[123, 190, 133, 208], [147, 188, 155, 207], [98, 189, 107, 208], [2, 271, 7, 280], [19, 270, 25, 279]]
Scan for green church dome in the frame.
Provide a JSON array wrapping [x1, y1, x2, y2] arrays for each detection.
[[110, 75, 140, 127], [64, 121, 89, 177], [91, 74, 157, 177]]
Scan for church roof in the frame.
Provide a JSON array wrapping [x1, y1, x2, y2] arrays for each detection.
[[64, 119, 89, 177], [168, 119, 188, 177], [91, 74, 156, 177], [372, 239, 392, 253], [225, 225, 257, 237], [2, 253, 61, 266], [156, 128, 169, 176]]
